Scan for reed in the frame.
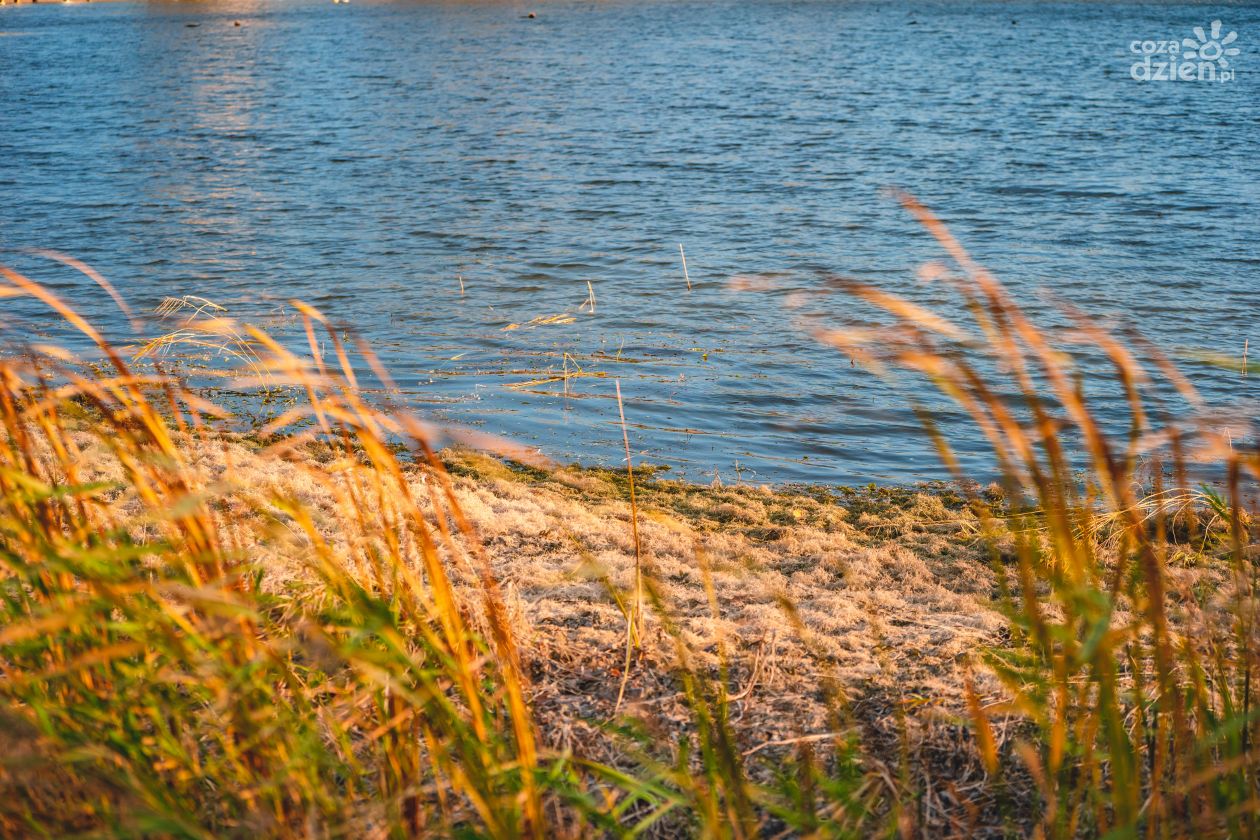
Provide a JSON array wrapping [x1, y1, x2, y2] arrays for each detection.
[[612, 379, 644, 718], [0, 262, 553, 837]]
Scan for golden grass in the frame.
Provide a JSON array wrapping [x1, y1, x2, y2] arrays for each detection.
[[1, 197, 1257, 837], [805, 192, 1260, 838]]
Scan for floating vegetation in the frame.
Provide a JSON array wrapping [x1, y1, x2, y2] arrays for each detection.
[[501, 312, 578, 331]]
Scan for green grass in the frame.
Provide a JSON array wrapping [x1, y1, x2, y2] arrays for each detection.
[[815, 193, 1260, 838], [1, 197, 1258, 838]]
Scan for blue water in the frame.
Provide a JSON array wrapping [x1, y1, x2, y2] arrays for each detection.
[[2, 0, 1258, 483]]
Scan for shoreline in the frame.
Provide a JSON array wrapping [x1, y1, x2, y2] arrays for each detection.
[[74, 422, 1012, 711], [2, 304, 1251, 835], [52, 417, 1025, 827]]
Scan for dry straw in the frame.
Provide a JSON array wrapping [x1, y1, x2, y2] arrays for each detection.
[[2, 198, 1257, 837]]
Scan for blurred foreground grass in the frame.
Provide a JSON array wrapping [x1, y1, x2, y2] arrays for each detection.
[[1, 201, 1257, 838]]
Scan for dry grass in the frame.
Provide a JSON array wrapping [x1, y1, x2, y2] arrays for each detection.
[[802, 192, 1260, 838], [14, 403, 1015, 832], [1, 195, 1258, 837]]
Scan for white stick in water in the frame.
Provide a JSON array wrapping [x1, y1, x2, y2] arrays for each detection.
[[679, 243, 691, 291]]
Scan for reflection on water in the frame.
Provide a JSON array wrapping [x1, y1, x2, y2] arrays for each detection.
[[1, 0, 1257, 483]]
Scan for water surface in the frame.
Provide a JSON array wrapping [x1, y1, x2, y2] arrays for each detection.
[[2, 0, 1257, 483]]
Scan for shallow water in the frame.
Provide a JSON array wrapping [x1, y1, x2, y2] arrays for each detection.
[[2, 0, 1258, 483]]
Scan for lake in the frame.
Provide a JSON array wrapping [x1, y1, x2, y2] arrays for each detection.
[[2, 0, 1257, 483]]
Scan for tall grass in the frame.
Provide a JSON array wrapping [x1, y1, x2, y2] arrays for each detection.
[[0, 259, 890, 838], [0, 262, 551, 837], [817, 193, 1260, 838], [2, 193, 1257, 839]]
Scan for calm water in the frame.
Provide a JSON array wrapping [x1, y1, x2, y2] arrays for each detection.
[[2, 0, 1258, 483]]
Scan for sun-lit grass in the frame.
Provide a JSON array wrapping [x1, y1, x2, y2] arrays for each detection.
[[0, 263, 553, 838], [1, 194, 1257, 838], [814, 192, 1260, 838], [0, 259, 893, 838]]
